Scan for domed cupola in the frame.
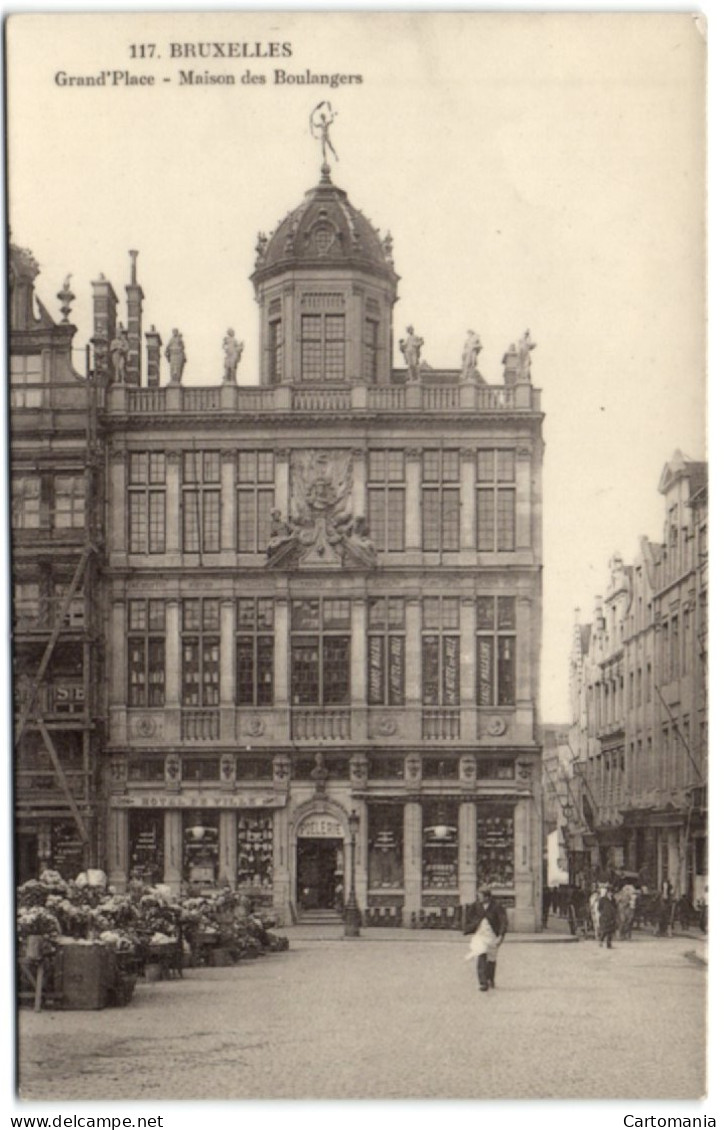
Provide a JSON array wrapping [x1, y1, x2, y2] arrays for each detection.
[[251, 108, 398, 388]]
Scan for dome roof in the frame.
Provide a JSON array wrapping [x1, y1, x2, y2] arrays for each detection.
[[252, 168, 397, 285]]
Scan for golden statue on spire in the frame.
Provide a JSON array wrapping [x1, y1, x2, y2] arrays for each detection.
[[310, 101, 338, 167]]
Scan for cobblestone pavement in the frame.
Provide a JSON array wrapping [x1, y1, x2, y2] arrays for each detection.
[[18, 931, 706, 1102]]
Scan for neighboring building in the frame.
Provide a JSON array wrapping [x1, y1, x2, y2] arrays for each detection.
[[9, 151, 545, 929], [540, 724, 571, 888], [567, 453, 707, 900], [9, 245, 104, 883]]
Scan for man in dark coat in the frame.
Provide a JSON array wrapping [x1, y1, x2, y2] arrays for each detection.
[[598, 885, 618, 948], [463, 886, 509, 991]]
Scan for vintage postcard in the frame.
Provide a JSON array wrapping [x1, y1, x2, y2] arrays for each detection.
[[4, 8, 711, 1120]]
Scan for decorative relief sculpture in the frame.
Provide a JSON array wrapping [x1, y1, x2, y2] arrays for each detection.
[[273, 754, 291, 783], [165, 328, 186, 384], [220, 753, 236, 783], [486, 716, 507, 737], [165, 753, 181, 787], [350, 754, 369, 782], [311, 752, 329, 794], [517, 760, 533, 782], [460, 329, 482, 382], [405, 754, 422, 784], [266, 450, 376, 569], [222, 329, 244, 384], [135, 715, 157, 738], [399, 325, 424, 382]]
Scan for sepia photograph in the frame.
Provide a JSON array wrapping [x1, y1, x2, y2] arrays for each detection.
[[3, 6, 714, 1117]]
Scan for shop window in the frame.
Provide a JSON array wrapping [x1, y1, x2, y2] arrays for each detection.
[[367, 451, 405, 553], [236, 598, 274, 705], [476, 805, 515, 888], [183, 811, 219, 885], [367, 597, 405, 705], [422, 450, 460, 552], [128, 599, 165, 706], [368, 804, 403, 889], [237, 451, 275, 552], [237, 813, 274, 890], [291, 598, 350, 706], [50, 821, 85, 880], [422, 800, 459, 889], [476, 596, 516, 707], [129, 810, 164, 884], [182, 451, 220, 554], [476, 448, 515, 552]]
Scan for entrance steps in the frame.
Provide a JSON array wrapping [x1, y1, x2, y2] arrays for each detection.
[[296, 909, 343, 926]]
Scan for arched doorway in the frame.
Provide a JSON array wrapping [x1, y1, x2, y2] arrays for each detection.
[[291, 800, 351, 916]]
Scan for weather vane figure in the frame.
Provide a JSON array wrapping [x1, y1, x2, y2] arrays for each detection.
[[310, 101, 339, 167]]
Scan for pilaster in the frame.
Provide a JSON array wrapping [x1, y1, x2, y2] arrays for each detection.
[[164, 810, 183, 895], [107, 808, 128, 892], [275, 449, 290, 516], [274, 598, 290, 707], [403, 800, 422, 924], [458, 800, 477, 907], [405, 597, 422, 705], [221, 450, 237, 553], [218, 811, 238, 886], [516, 446, 532, 550], [405, 449, 421, 551], [166, 451, 181, 554]]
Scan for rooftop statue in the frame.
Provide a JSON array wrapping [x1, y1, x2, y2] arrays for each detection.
[[461, 329, 482, 382], [517, 329, 536, 380], [165, 328, 186, 385], [110, 324, 130, 383], [399, 325, 423, 382], [310, 100, 338, 168], [222, 329, 244, 384]]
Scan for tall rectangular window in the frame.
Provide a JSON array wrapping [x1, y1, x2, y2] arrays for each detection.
[[291, 598, 350, 706], [10, 355, 42, 408], [476, 596, 516, 707], [54, 475, 86, 529], [128, 452, 166, 554], [421, 597, 460, 706], [181, 599, 220, 706], [367, 597, 405, 705], [301, 314, 345, 382], [182, 451, 220, 554], [237, 451, 275, 552], [476, 448, 516, 552], [236, 598, 274, 705], [128, 599, 166, 706], [422, 450, 460, 552], [367, 450, 405, 553], [11, 476, 41, 529], [269, 319, 283, 384], [363, 318, 378, 383]]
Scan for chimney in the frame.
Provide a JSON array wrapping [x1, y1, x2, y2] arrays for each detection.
[[145, 325, 162, 388], [125, 250, 144, 386], [91, 274, 118, 383]]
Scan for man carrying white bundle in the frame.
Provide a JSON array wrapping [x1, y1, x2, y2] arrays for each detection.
[[463, 885, 509, 992]]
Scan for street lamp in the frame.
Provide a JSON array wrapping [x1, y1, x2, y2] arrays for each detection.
[[344, 809, 361, 938]]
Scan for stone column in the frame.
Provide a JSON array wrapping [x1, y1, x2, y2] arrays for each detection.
[[275, 449, 289, 517], [458, 799, 477, 907], [353, 803, 368, 911], [405, 448, 421, 551], [109, 449, 127, 557], [221, 450, 237, 553], [166, 451, 181, 554], [512, 797, 536, 931], [110, 600, 126, 707], [516, 446, 532, 550], [516, 595, 532, 708], [460, 448, 476, 553], [164, 810, 183, 895], [274, 598, 289, 707], [273, 806, 291, 921], [351, 597, 367, 743], [107, 807, 129, 892], [351, 448, 366, 518], [460, 596, 476, 742], [218, 811, 238, 887], [220, 598, 235, 742], [403, 801, 423, 925], [405, 598, 422, 707], [165, 600, 181, 707], [350, 284, 364, 381], [282, 283, 296, 385]]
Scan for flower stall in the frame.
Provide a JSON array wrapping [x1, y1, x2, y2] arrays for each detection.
[[16, 871, 289, 1010]]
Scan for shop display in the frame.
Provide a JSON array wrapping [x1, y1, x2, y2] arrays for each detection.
[[476, 808, 515, 887], [236, 814, 273, 891]]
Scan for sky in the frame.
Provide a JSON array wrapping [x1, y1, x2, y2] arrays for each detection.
[[6, 10, 707, 722]]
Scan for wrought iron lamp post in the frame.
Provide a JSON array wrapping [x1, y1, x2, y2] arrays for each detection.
[[344, 809, 361, 937]]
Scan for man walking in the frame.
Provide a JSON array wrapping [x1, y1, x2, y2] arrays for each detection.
[[463, 886, 509, 992]]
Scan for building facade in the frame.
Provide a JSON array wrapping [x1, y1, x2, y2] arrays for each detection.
[[10, 159, 545, 929], [567, 453, 707, 900], [10, 246, 104, 884]]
